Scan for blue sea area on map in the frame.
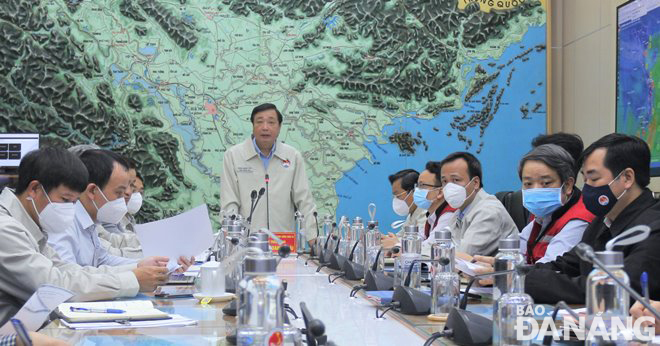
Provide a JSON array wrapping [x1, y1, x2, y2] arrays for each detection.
[[334, 26, 547, 232]]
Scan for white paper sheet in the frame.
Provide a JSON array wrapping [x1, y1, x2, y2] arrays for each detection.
[[135, 204, 214, 269], [0, 285, 73, 333], [455, 257, 487, 277]]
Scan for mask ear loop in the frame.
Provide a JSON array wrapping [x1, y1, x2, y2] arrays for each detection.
[[608, 170, 629, 200]]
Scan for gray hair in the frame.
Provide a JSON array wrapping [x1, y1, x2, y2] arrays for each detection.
[[68, 144, 100, 157], [518, 144, 575, 184]]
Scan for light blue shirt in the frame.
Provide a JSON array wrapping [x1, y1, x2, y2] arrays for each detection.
[[252, 136, 276, 169], [48, 201, 138, 267]]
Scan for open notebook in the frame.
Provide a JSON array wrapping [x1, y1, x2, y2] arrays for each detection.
[[56, 300, 169, 323]]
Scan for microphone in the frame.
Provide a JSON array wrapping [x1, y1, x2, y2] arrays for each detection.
[[265, 174, 270, 230], [247, 190, 258, 224], [391, 259, 443, 315], [575, 242, 660, 321], [300, 302, 328, 346]]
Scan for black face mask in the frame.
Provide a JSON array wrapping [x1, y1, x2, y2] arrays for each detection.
[[581, 172, 626, 217]]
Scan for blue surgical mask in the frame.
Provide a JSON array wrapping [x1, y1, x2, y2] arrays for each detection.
[[413, 187, 433, 210], [522, 186, 564, 217]]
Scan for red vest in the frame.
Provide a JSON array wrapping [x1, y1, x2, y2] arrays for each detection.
[[526, 196, 595, 264], [424, 203, 457, 239]]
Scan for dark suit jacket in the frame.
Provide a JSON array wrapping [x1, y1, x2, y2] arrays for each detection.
[[526, 189, 660, 304]]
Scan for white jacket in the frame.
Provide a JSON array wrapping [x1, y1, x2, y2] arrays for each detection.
[[0, 188, 138, 325], [221, 138, 318, 242]]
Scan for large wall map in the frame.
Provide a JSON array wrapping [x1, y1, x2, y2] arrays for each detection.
[[0, 0, 547, 230]]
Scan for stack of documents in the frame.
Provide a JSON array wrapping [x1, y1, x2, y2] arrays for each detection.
[[60, 314, 196, 330], [57, 301, 169, 323], [57, 301, 197, 329]]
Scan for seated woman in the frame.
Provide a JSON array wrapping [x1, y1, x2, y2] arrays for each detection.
[[518, 144, 594, 264]]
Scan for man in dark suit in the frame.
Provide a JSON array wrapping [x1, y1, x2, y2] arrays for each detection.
[[525, 133, 660, 304]]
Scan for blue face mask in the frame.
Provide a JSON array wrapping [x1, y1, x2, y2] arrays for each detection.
[[413, 187, 433, 210], [522, 186, 564, 217]]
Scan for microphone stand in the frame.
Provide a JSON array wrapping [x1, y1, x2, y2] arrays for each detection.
[[265, 174, 270, 230]]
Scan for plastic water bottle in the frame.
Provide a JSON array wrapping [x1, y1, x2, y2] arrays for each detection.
[[430, 227, 454, 273], [496, 268, 534, 346], [586, 251, 629, 346], [363, 221, 383, 273], [350, 217, 365, 265], [493, 238, 524, 345], [400, 225, 422, 289], [237, 254, 301, 345]]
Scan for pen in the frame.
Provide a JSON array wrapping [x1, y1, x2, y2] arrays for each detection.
[[641, 271, 650, 304], [69, 306, 125, 314], [11, 319, 32, 346]]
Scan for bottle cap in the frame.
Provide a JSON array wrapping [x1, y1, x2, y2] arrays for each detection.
[[324, 215, 334, 222], [353, 216, 363, 224], [227, 224, 242, 233], [595, 251, 624, 267], [244, 256, 277, 274], [403, 225, 418, 234], [499, 238, 519, 250], [367, 220, 378, 227], [248, 236, 269, 253], [435, 229, 451, 241]]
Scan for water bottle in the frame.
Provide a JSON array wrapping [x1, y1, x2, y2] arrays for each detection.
[[226, 223, 246, 292], [338, 218, 351, 257], [315, 214, 332, 257], [496, 269, 534, 346], [350, 217, 365, 265], [586, 251, 629, 346], [400, 225, 422, 289], [364, 221, 383, 273], [237, 254, 301, 345], [430, 227, 454, 273], [294, 211, 308, 254], [493, 238, 525, 345], [431, 271, 459, 316]]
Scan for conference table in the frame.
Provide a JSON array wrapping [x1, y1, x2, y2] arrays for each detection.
[[39, 256, 491, 345]]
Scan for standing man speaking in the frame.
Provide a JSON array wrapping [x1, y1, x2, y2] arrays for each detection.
[[221, 103, 318, 246]]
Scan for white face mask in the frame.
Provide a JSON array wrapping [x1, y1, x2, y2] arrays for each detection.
[[126, 192, 143, 214], [443, 177, 476, 209], [93, 188, 128, 224], [29, 185, 76, 234], [392, 191, 411, 216]]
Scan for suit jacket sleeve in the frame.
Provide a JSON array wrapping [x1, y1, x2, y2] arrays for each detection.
[[525, 247, 587, 304]]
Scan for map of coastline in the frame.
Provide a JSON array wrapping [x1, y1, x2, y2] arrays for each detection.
[[0, 0, 547, 230]]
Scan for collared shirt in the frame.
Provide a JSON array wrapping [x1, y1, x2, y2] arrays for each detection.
[[48, 202, 138, 268], [0, 335, 15, 346], [518, 216, 588, 263], [252, 136, 276, 169]]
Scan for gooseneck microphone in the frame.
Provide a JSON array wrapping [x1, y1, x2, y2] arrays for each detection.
[[575, 242, 660, 321], [265, 174, 270, 230], [247, 190, 258, 223]]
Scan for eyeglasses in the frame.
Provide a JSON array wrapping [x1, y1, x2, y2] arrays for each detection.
[[415, 183, 442, 190]]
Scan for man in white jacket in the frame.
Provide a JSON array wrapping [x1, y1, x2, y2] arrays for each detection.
[[221, 103, 318, 245]]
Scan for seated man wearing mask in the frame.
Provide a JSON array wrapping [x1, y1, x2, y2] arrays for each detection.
[[48, 149, 192, 270], [382, 169, 426, 249], [521, 133, 660, 303], [518, 144, 594, 263], [440, 152, 518, 256], [0, 147, 168, 326], [98, 159, 142, 257], [473, 144, 594, 275], [416, 161, 456, 243]]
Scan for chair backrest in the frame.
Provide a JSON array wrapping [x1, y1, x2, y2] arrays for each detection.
[[495, 190, 529, 232]]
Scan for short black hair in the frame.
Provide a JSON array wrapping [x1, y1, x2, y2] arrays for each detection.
[[79, 150, 130, 189], [580, 133, 651, 188], [425, 161, 442, 186], [439, 152, 484, 187], [532, 133, 583, 175], [388, 169, 419, 192], [15, 147, 88, 195], [250, 103, 283, 124]]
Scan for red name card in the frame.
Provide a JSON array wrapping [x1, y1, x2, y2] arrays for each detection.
[[269, 232, 297, 254]]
